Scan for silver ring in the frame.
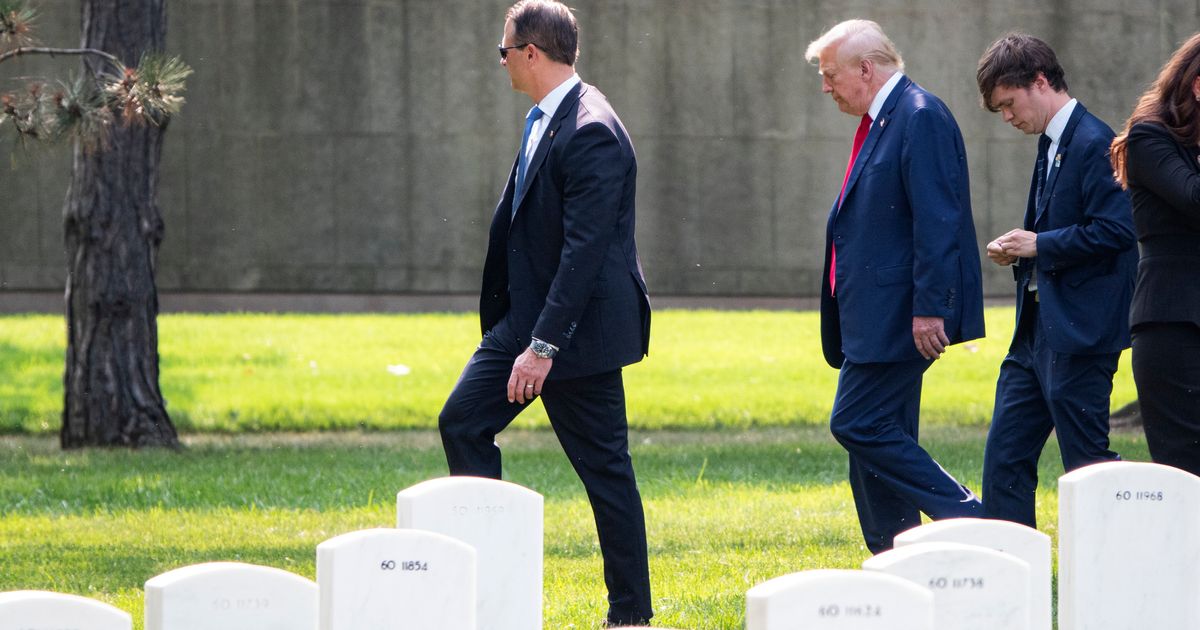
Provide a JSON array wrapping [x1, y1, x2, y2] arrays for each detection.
[[525, 385, 534, 388]]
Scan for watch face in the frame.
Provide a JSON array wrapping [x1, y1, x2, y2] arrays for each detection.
[[531, 340, 554, 358]]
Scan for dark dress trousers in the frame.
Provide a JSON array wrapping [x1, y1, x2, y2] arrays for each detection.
[[438, 82, 653, 625], [1124, 122, 1200, 476], [819, 76, 986, 553], [982, 104, 1135, 528]]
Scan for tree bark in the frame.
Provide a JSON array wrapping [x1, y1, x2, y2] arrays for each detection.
[[61, 0, 177, 448]]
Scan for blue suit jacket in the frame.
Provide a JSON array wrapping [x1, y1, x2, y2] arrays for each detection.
[[1013, 103, 1136, 354], [820, 76, 985, 368], [480, 82, 651, 380]]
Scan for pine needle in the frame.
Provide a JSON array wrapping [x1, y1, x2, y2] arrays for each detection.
[[0, 1, 37, 51]]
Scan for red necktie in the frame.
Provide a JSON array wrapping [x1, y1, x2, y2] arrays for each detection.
[[830, 113, 872, 296]]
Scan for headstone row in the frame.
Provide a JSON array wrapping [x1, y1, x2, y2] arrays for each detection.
[[6, 462, 1200, 629], [748, 461, 1200, 629], [1, 477, 543, 630], [746, 521, 1041, 630]]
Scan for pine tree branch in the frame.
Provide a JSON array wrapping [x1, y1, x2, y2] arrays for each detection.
[[0, 46, 118, 65]]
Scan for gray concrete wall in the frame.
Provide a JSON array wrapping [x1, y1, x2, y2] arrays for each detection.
[[3, 0, 1197, 300]]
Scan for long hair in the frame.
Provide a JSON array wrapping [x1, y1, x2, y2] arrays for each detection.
[[1111, 32, 1200, 188]]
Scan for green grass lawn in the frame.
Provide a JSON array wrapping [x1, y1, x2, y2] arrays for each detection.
[[0, 308, 1145, 628], [0, 428, 1152, 629], [0, 308, 1137, 433]]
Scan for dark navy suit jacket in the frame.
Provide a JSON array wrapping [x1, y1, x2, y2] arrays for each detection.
[[820, 76, 985, 368], [1014, 103, 1136, 354], [479, 82, 651, 380]]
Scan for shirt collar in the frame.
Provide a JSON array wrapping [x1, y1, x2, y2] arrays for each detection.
[[536, 73, 582, 121], [868, 72, 904, 121], [1044, 98, 1078, 144]]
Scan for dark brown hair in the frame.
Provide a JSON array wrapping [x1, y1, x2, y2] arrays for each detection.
[[506, 0, 578, 67], [976, 33, 1068, 111], [1111, 32, 1200, 188]]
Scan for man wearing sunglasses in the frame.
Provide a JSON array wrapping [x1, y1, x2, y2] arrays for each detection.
[[438, 0, 653, 626]]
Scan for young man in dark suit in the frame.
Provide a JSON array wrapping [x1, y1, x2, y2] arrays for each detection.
[[437, 1, 652, 626], [977, 33, 1137, 528], [806, 19, 986, 554]]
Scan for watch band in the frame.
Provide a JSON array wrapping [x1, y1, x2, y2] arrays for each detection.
[[530, 337, 558, 359]]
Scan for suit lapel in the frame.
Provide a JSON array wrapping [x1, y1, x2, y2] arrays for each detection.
[[511, 82, 583, 217], [839, 76, 911, 212], [494, 156, 519, 227], [1035, 103, 1086, 225]]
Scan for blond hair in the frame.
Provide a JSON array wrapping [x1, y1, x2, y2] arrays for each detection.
[[805, 19, 905, 73]]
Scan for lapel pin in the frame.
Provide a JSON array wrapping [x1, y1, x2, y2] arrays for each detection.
[[1054, 154, 1062, 169], [549, 130, 555, 139], [880, 119, 886, 127]]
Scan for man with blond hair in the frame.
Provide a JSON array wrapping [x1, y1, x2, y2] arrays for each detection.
[[806, 20, 985, 553]]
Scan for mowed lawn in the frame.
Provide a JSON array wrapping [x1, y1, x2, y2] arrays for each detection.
[[0, 309, 1145, 628], [0, 429, 1152, 629], [0, 308, 1137, 433]]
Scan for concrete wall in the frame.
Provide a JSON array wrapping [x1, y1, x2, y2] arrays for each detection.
[[3, 0, 1197, 300]]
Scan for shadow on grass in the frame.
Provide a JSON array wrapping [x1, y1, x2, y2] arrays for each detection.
[[0, 339, 63, 433], [0, 541, 321, 592], [0, 428, 1150, 514]]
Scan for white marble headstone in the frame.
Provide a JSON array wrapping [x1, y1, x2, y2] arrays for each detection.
[[0, 590, 131, 630], [862, 541, 1030, 630], [745, 569, 934, 629], [1058, 461, 1200, 629], [144, 561, 317, 630], [396, 476, 543, 630], [316, 527, 476, 630], [895, 518, 1050, 630]]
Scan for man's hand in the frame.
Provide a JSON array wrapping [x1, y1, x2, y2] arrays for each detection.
[[996, 228, 1038, 258], [508, 348, 552, 404], [913, 316, 950, 360], [986, 238, 1018, 266]]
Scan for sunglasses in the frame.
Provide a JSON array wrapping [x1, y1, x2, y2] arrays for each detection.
[[498, 42, 532, 60]]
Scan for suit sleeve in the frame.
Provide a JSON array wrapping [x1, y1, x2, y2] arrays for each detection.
[[1126, 125, 1200, 216], [902, 105, 964, 319], [1036, 135, 1135, 271], [531, 121, 625, 350]]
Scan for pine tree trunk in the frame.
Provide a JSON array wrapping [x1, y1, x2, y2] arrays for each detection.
[[61, 0, 177, 448]]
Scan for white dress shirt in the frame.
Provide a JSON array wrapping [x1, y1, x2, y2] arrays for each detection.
[[523, 74, 582, 163], [868, 72, 905, 122], [1043, 98, 1078, 181]]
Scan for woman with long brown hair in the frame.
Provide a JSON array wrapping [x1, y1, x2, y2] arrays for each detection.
[[1111, 33, 1200, 475]]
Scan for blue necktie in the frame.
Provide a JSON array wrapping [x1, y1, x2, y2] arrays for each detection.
[[515, 105, 543, 194]]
